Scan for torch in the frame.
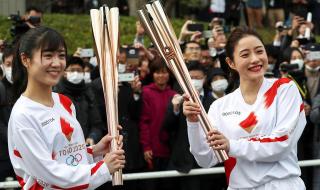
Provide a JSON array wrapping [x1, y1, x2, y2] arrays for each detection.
[[90, 6, 123, 185], [137, 0, 229, 163]]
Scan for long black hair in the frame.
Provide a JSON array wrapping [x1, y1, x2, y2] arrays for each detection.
[[12, 26, 67, 101]]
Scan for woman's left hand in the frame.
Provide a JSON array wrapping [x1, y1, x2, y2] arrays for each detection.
[[207, 129, 230, 153]]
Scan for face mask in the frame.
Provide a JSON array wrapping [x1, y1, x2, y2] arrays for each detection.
[[4, 67, 13, 84], [118, 63, 126, 73], [305, 65, 320, 72], [290, 59, 304, 70], [0, 53, 3, 64], [89, 57, 97, 67], [192, 79, 204, 92], [211, 79, 228, 92], [84, 72, 91, 83], [66, 72, 84, 84], [209, 48, 217, 57], [268, 64, 275, 71]]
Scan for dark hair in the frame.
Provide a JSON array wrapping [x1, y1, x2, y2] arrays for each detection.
[[187, 60, 206, 74], [149, 57, 168, 75], [26, 6, 43, 14], [225, 26, 264, 87], [2, 46, 14, 63], [66, 56, 84, 69], [12, 26, 67, 100], [282, 47, 304, 63], [182, 41, 201, 53]]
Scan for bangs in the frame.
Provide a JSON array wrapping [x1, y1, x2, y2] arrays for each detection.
[[37, 29, 67, 53]]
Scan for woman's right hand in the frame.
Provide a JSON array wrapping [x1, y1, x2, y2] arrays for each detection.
[[182, 94, 201, 122]]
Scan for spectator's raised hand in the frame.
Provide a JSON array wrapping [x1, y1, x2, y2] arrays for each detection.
[[178, 20, 196, 43], [190, 31, 203, 43], [130, 75, 142, 93]]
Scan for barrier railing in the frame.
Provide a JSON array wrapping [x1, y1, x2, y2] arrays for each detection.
[[1, 159, 320, 189]]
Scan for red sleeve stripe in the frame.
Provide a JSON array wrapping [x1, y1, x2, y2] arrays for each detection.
[[14, 149, 22, 158], [300, 103, 304, 112], [87, 147, 93, 155], [51, 184, 89, 190], [248, 135, 289, 143], [58, 94, 73, 115], [239, 112, 257, 129], [264, 78, 291, 108], [29, 181, 44, 190], [16, 175, 25, 188], [224, 157, 236, 185], [91, 161, 104, 176]]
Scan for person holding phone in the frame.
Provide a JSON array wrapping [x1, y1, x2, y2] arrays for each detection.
[[8, 27, 125, 189], [183, 26, 306, 189]]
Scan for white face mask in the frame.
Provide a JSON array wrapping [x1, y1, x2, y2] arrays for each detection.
[[84, 72, 91, 83], [4, 67, 13, 84], [290, 59, 304, 70], [268, 64, 275, 71], [209, 48, 217, 57], [192, 79, 204, 92], [66, 72, 84, 84], [305, 65, 320, 72], [118, 63, 126, 73], [89, 56, 97, 67], [0, 53, 3, 64], [211, 79, 228, 92]]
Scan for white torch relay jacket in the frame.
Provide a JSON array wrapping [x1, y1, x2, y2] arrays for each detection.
[[8, 93, 111, 190], [187, 78, 306, 189]]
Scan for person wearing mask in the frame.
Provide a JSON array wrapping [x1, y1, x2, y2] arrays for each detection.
[[139, 58, 176, 190], [9, 26, 125, 189], [183, 26, 306, 189], [163, 62, 227, 190], [0, 47, 15, 182], [303, 43, 320, 190], [208, 68, 229, 99], [281, 48, 313, 188], [54, 56, 104, 146], [84, 62, 94, 84], [304, 44, 320, 99]]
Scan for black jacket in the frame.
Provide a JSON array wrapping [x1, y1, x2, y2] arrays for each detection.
[[91, 78, 145, 171], [54, 78, 104, 143], [0, 78, 13, 161], [162, 90, 216, 173]]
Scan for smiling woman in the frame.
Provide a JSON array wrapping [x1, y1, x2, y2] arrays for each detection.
[[183, 26, 307, 190], [8, 26, 125, 190]]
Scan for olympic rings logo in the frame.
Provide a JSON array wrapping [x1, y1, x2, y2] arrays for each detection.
[[65, 153, 82, 166]]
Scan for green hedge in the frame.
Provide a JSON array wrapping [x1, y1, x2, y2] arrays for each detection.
[[0, 14, 280, 53]]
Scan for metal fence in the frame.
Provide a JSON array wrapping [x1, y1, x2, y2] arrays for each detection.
[[0, 159, 320, 189]]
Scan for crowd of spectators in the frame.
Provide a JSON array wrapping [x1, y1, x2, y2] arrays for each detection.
[[1, 1, 320, 190]]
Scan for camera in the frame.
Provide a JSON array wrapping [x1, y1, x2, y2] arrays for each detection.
[[279, 63, 299, 72], [8, 12, 30, 39], [276, 25, 289, 32]]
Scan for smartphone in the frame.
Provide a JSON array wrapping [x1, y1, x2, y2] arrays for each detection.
[[118, 73, 135, 82], [80, 48, 94, 58], [202, 30, 213, 38], [187, 23, 204, 32], [126, 47, 140, 68]]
